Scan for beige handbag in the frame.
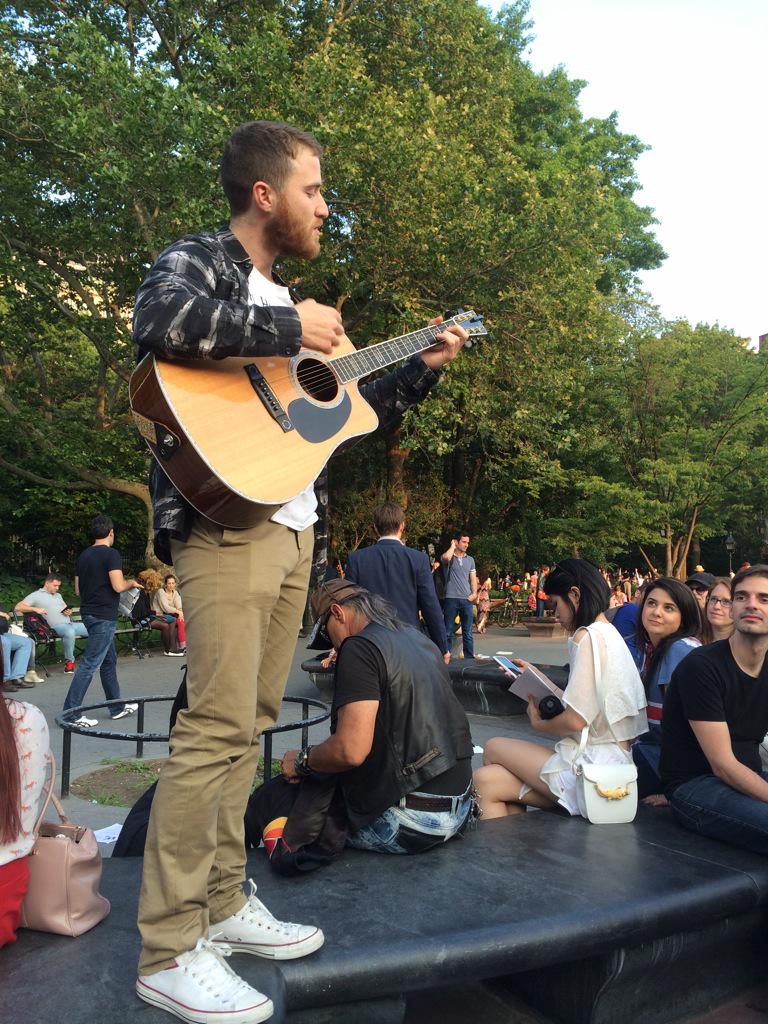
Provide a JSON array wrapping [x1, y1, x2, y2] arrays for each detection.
[[19, 753, 111, 936]]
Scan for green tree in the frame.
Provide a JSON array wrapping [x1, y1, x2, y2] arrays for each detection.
[[0, 1, 665, 564]]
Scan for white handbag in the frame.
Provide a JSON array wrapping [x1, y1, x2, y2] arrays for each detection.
[[572, 626, 638, 824]]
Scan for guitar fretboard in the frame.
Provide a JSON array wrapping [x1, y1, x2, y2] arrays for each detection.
[[330, 318, 465, 384]]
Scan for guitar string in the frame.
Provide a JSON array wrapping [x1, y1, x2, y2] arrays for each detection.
[[239, 318, 482, 392]]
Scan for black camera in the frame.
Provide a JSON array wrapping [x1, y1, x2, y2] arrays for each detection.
[[538, 695, 565, 720]]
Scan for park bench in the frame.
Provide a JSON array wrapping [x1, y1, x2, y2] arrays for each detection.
[[6, 806, 768, 1024]]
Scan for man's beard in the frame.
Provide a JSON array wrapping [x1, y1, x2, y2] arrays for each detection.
[[265, 198, 320, 260]]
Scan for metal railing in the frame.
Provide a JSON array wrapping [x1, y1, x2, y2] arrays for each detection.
[[55, 694, 330, 798]]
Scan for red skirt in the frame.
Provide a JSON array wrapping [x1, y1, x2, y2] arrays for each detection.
[[0, 855, 30, 947]]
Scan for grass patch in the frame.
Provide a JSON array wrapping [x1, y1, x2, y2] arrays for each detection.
[[71, 756, 283, 807]]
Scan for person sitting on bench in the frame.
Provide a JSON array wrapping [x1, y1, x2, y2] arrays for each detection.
[[282, 579, 475, 853], [661, 564, 768, 855]]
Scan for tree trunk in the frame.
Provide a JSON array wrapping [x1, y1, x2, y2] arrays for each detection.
[[385, 425, 409, 506], [463, 455, 484, 526]]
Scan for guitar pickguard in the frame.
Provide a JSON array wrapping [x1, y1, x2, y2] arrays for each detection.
[[287, 392, 352, 443]]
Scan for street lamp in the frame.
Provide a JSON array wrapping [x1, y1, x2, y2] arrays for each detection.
[[725, 533, 736, 574]]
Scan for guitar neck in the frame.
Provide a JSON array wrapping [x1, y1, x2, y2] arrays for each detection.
[[330, 316, 465, 384]]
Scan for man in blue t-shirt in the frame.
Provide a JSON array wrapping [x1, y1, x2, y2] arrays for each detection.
[[62, 514, 141, 727], [441, 531, 478, 659]]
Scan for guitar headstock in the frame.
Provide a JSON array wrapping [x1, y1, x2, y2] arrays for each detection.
[[443, 308, 488, 341]]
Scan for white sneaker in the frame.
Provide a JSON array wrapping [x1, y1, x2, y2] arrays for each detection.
[[136, 938, 273, 1024], [110, 702, 139, 720], [71, 715, 98, 728], [210, 880, 324, 960], [24, 670, 45, 683], [164, 651, 185, 657]]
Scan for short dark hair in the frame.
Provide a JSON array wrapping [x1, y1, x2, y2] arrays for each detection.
[[373, 503, 405, 537], [453, 529, 470, 541], [543, 559, 609, 630], [731, 564, 768, 595], [89, 514, 113, 540], [220, 120, 323, 216], [635, 578, 702, 694], [44, 572, 61, 584]]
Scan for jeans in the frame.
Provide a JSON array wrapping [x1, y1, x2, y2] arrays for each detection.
[[444, 598, 474, 658], [670, 772, 768, 856], [633, 739, 662, 798], [348, 789, 474, 854], [1, 633, 33, 681], [53, 621, 89, 662], [62, 616, 125, 717]]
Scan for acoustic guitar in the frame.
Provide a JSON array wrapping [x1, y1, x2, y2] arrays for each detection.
[[129, 310, 487, 528]]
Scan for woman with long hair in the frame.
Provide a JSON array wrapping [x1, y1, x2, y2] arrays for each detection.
[[0, 666, 50, 946], [152, 573, 186, 653], [701, 577, 735, 644], [474, 559, 647, 818], [476, 574, 492, 633], [135, 569, 184, 656], [632, 578, 702, 800]]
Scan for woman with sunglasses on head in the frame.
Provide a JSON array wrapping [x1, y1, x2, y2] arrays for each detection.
[[632, 578, 702, 802], [474, 559, 647, 819], [701, 577, 735, 644]]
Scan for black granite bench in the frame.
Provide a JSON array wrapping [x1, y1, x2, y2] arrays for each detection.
[[302, 656, 570, 716], [6, 808, 768, 1024]]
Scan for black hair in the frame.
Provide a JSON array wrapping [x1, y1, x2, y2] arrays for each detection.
[[453, 528, 470, 541], [635, 577, 702, 694], [542, 559, 609, 631], [89, 514, 113, 540]]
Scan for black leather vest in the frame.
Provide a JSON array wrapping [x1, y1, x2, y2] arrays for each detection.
[[339, 622, 473, 830]]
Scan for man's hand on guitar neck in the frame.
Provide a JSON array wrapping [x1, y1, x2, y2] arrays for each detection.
[[419, 316, 469, 371], [295, 298, 345, 354]]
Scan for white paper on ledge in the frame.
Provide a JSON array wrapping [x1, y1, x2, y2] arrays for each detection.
[[94, 823, 123, 844]]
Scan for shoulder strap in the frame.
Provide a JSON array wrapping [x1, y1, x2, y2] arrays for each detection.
[[32, 752, 71, 835], [575, 624, 617, 759]]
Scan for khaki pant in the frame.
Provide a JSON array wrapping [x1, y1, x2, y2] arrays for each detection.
[[137, 512, 313, 974]]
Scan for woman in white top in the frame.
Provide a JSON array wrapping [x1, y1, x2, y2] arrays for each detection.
[[474, 559, 648, 818], [0, 682, 50, 946]]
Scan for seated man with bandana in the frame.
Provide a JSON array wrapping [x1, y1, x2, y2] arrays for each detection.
[[283, 580, 476, 853]]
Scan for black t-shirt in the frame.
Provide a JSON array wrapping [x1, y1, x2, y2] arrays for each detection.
[[76, 544, 123, 620], [660, 639, 768, 795], [332, 635, 471, 797]]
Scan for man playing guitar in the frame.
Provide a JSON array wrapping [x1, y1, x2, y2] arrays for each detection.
[[133, 120, 468, 1024]]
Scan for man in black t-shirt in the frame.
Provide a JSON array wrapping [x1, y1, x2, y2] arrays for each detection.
[[660, 565, 768, 855], [62, 514, 141, 728], [282, 579, 475, 853]]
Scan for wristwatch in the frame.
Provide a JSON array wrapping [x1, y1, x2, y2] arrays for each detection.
[[294, 746, 314, 779]]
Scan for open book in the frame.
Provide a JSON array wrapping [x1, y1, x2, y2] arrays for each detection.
[[507, 663, 565, 705]]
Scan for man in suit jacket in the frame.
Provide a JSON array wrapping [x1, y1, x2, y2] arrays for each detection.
[[345, 503, 450, 663]]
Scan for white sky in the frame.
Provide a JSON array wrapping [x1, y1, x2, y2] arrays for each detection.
[[486, 0, 767, 344]]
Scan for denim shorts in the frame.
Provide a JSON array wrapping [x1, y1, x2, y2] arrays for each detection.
[[347, 786, 475, 854]]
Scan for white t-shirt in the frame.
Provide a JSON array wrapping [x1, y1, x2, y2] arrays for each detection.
[[247, 268, 318, 532]]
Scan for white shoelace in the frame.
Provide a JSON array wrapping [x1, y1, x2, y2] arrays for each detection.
[[182, 938, 257, 1006], [238, 879, 306, 937]]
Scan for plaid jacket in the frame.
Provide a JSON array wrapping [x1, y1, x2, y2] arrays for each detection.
[[133, 226, 440, 571]]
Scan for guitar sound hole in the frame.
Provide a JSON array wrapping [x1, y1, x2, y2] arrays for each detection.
[[296, 358, 339, 403]]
